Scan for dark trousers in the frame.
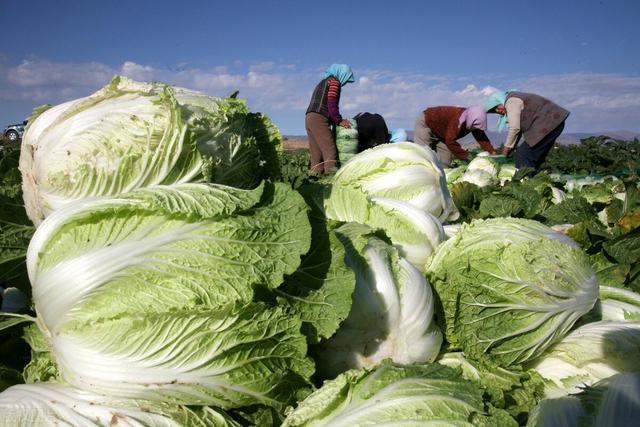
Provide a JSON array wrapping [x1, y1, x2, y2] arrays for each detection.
[[515, 121, 565, 169]]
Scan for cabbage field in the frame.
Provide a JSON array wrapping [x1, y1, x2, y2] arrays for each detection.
[[0, 76, 639, 426]]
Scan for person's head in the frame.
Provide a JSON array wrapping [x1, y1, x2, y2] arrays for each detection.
[[484, 91, 509, 115], [485, 90, 513, 132], [492, 104, 506, 115], [459, 106, 488, 131], [324, 64, 355, 86]]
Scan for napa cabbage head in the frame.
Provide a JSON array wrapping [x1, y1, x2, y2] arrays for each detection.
[[426, 218, 598, 367], [459, 156, 499, 187], [26, 182, 314, 409], [326, 142, 458, 222], [466, 156, 499, 177], [282, 362, 518, 427], [444, 165, 467, 185], [313, 223, 442, 379], [0, 383, 240, 427], [324, 143, 449, 272], [19, 75, 281, 225], [526, 321, 640, 397], [459, 169, 496, 187]]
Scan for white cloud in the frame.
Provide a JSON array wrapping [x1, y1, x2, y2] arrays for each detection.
[[248, 62, 275, 72], [0, 57, 638, 134], [119, 61, 156, 82]]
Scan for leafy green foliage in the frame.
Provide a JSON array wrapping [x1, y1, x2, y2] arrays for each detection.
[[0, 147, 33, 292], [278, 149, 312, 188], [541, 136, 640, 175]]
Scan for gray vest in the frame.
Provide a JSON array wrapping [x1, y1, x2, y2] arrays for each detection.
[[507, 92, 570, 146]]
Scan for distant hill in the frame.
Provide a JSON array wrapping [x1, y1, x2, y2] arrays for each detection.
[[284, 130, 640, 149], [455, 130, 639, 146]]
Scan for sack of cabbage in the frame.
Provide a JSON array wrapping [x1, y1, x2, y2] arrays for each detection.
[[336, 119, 359, 163]]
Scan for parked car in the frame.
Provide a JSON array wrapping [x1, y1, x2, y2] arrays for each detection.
[[3, 120, 28, 141]]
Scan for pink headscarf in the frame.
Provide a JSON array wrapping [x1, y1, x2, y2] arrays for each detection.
[[459, 106, 487, 131]]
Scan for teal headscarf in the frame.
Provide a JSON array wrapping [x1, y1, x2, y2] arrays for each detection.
[[389, 128, 408, 142], [324, 64, 355, 86], [485, 90, 515, 132]]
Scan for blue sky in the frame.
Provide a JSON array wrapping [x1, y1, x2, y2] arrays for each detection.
[[1, 0, 639, 135]]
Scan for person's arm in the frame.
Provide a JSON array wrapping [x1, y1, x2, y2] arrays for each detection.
[[444, 120, 469, 160], [471, 129, 496, 154], [503, 97, 523, 152], [326, 78, 345, 125]]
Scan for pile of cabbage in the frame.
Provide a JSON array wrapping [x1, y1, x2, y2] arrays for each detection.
[[445, 152, 517, 187], [1, 77, 640, 426]]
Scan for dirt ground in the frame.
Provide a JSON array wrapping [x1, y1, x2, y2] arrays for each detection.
[[282, 137, 308, 151]]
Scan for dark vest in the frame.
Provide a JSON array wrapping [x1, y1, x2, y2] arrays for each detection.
[[507, 91, 570, 146], [306, 78, 330, 117]]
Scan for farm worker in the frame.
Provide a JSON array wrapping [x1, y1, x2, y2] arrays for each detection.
[[413, 105, 496, 167], [485, 90, 570, 170], [353, 112, 391, 152], [305, 64, 355, 174]]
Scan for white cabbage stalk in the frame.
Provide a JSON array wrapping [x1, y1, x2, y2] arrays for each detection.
[[597, 208, 610, 227], [595, 286, 640, 321], [550, 187, 566, 204], [443, 223, 462, 239], [26, 183, 313, 408], [327, 142, 458, 222], [549, 224, 574, 235], [370, 197, 445, 269], [0, 383, 238, 427], [527, 321, 640, 397], [564, 176, 606, 193], [613, 192, 626, 202], [315, 224, 442, 379]]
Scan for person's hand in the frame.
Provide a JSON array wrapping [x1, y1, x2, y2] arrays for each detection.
[[339, 119, 351, 128], [501, 146, 512, 156]]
